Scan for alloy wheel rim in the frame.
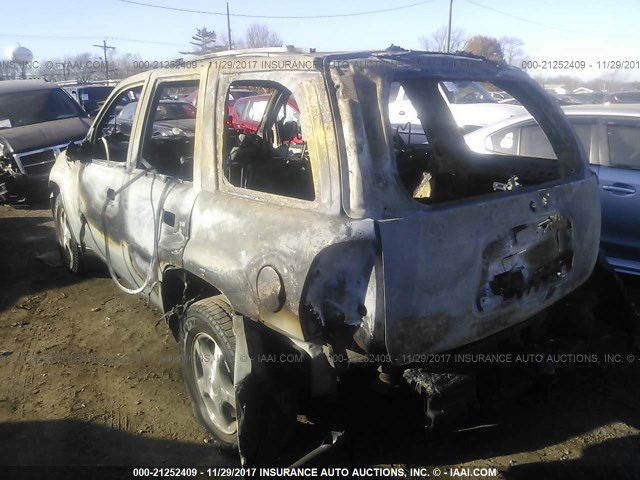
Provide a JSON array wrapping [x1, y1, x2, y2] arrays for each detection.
[[191, 332, 237, 435]]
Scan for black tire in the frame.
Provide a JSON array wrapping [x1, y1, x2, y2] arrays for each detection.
[[53, 194, 84, 273], [179, 297, 238, 449]]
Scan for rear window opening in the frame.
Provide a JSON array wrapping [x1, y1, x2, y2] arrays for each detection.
[[387, 78, 581, 205]]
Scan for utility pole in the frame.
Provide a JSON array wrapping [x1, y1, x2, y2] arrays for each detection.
[[445, 0, 453, 53], [93, 39, 115, 81], [56, 61, 69, 81], [226, 2, 232, 50]]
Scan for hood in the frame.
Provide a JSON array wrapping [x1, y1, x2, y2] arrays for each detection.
[[449, 103, 526, 128], [154, 118, 196, 132], [0, 116, 91, 154]]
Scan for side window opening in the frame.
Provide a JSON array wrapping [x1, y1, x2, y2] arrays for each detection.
[[607, 123, 640, 169], [94, 86, 143, 163], [520, 125, 556, 159], [387, 78, 580, 205], [138, 80, 199, 181], [486, 122, 592, 160], [222, 81, 314, 201]]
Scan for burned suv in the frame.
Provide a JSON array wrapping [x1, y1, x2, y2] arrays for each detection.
[[0, 80, 90, 201], [49, 48, 601, 464]]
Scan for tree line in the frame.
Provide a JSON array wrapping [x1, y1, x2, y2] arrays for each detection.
[[183, 24, 284, 55], [0, 22, 284, 83], [420, 26, 526, 65], [2, 24, 636, 92]]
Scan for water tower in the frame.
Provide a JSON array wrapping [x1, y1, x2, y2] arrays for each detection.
[[10, 45, 33, 79]]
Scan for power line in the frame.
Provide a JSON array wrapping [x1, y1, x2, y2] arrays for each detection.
[[0, 33, 97, 40], [116, 0, 435, 19], [459, 0, 637, 41], [463, 0, 575, 33], [0, 33, 190, 48], [94, 40, 116, 80], [111, 36, 190, 47]]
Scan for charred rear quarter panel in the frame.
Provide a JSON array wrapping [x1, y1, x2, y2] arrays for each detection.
[[182, 191, 377, 341]]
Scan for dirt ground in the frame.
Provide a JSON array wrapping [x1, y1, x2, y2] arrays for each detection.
[[1, 200, 640, 479]]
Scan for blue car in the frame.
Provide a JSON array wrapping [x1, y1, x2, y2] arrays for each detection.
[[465, 104, 640, 275]]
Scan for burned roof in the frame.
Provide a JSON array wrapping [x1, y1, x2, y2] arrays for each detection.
[[188, 47, 519, 77]]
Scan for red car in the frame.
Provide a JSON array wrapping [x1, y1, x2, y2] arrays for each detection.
[[229, 93, 302, 142], [185, 87, 256, 108]]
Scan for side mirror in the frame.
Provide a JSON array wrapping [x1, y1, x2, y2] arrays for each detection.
[[66, 140, 93, 163]]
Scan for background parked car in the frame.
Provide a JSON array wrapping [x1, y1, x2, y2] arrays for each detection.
[[564, 92, 607, 104], [0, 80, 91, 201], [388, 80, 525, 133], [464, 104, 640, 275], [229, 93, 302, 142], [115, 100, 196, 136], [63, 84, 115, 117], [605, 91, 640, 104], [185, 87, 256, 108]]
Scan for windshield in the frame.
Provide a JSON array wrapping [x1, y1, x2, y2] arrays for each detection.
[[0, 89, 83, 128], [80, 87, 113, 103], [442, 81, 496, 104]]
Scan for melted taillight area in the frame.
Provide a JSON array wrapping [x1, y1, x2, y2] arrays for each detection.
[[477, 214, 573, 313]]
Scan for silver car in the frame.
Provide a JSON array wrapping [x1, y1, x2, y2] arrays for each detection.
[[465, 104, 640, 275]]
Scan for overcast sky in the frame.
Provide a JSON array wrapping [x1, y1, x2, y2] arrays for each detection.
[[2, 0, 639, 81]]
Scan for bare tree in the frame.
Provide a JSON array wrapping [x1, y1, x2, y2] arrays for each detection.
[[465, 35, 504, 62], [600, 70, 630, 92], [583, 75, 631, 92], [244, 23, 283, 48], [38, 52, 105, 83], [533, 74, 579, 93], [0, 62, 19, 80], [420, 26, 467, 52], [218, 32, 245, 50], [108, 52, 144, 79], [34, 51, 147, 82], [499, 36, 525, 66]]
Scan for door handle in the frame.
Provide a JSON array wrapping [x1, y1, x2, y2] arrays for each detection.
[[602, 184, 636, 196], [399, 111, 406, 115]]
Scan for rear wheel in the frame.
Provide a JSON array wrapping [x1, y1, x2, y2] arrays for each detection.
[[180, 297, 238, 448], [53, 194, 84, 273]]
